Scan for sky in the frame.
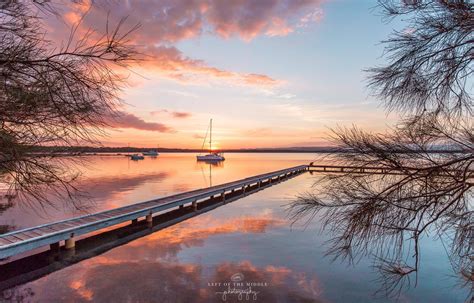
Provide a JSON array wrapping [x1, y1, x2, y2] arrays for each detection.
[[47, 0, 405, 149]]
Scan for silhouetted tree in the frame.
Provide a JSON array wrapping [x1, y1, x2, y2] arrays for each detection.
[[290, 0, 473, 297], [0, 1, 139, 208]]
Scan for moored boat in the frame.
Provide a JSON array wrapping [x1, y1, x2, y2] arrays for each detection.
[[130, 154, 144, 160], [197, 119, 225, 162], [143, 150, 159, 156], [197, 153, 225, 161]]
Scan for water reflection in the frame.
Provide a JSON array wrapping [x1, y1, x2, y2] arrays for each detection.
[[0, 153, 310, 231], [198, 161, 224, 187], [209, 261, 322, 302], [0, 209, 321, 302], [117, 214, 285, 261], [0, 154, 467, 302], [8, 259, 322, 303]]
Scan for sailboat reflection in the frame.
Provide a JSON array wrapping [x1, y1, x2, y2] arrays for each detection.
[[198, 160, 223, 187]]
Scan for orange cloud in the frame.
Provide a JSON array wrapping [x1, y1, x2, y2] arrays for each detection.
[[143, 45, 280, 87], [266, 18, 294, 37], [44, 0, 323, 88]]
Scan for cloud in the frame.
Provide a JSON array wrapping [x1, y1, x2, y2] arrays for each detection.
[[205, 0, 323, 41], [107, 111, 173, 132], [46, 0, 324, 87], [171, 111, 192, 118], [266, 18, 294, 37], [150, 109, 192, 119], [298, 8, 324, 28], [144, 45, 280, 86], [67, 0, 323, 42]]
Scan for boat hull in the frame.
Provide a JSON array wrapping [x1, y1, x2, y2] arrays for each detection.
[[143, 152, 159, 156], [196, 154, 225, 162]]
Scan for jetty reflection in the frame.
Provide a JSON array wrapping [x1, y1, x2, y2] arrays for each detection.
[[0, 171, 292, 292]]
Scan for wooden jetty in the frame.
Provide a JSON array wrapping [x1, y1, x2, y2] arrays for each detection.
[[307, 163, 473, 176], [3, 162, 463, 260], [308, 164, 406, 174], [0, 165, 308, 259], [0, 171, 300, 291]]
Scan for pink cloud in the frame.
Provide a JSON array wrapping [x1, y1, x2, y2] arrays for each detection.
[[144, 45, 280, 86], [150, 109, 192, 119], [107, 111, 173, 132], [44, 0, 324, 87], [172, 111, 192, 118], [298, 9, 324, 28], [266, 18, 294, 37], [64, 0, 323, 42], [205, 0, 322, 41]]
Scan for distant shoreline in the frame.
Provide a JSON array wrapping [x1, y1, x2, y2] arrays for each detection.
[[26, 146, 467, 155]]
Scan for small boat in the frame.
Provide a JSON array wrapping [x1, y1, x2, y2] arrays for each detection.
[[197, 119, 225, 162], [143, 150, 159, 156], [197, 153, 225, 161], [130, 154, 144, 160]]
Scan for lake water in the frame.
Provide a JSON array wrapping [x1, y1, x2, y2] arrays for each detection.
[[0, 153, 468, 302]]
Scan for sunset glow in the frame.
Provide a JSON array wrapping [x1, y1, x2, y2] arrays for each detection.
[[1, 2, 470, 301], [44, 1, 400, 149]]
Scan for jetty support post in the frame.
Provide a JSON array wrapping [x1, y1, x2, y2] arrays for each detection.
[[192, 200, 198, 211], [65, 234, 75, 250], [146, 211, 153, 227], [221, 190, 226, 202]]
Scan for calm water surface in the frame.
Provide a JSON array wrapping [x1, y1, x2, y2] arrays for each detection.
[[0, 153, 468, 302]]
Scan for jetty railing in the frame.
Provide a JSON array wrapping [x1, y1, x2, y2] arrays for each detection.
[[307, 163, 473, 176]]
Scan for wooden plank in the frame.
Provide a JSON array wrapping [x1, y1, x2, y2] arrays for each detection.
[[104, 209, 128, 216], [9, 233, 31, 241], [71, 217, 97, 225], [46, 224, 68, 232], [20, 230, 42, 238], [49, 222, 76, 231], [1, 235, 22, 243], [33, 227, 58, 236], [93, 213, 115, 220], [0, 237, 15, 245]]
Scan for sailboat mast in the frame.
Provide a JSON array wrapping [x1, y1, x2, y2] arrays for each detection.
[[209, 119, 212, 153]]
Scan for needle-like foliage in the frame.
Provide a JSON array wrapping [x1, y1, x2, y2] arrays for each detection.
[[290, 0, 473, 298], [0, 1, 139, 209]]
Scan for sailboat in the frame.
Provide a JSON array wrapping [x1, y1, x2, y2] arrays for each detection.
[[143, 149, 159, 156], [143, 150, 159, 156], [130, 154, 144, 160], [196, 119, 225, 162]]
